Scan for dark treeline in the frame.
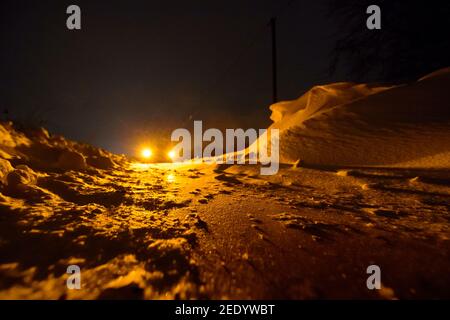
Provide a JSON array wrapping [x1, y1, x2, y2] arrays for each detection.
[[326, 0, 450, 83]]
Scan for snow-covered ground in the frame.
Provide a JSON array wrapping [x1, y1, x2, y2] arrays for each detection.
[[0, 69, 449, 299]]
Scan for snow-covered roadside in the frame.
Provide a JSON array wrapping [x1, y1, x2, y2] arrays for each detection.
[[0, 68, 449, 299], [252, 68, 450, 168]]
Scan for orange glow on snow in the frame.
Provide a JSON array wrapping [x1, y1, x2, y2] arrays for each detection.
[[166, 173, 176, 183]]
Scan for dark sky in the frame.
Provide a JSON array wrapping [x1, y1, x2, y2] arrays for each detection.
[[1, 0, 342, 154]]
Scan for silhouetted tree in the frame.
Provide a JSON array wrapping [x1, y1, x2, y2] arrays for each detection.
[[326, 0, 450, 83]]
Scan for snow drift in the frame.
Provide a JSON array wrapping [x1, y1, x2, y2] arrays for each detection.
[[0, 122, 126, 196], [258, 68, 450, 168]]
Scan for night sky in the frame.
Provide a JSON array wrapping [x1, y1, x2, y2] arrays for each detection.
[[1, 0, 343, 154]]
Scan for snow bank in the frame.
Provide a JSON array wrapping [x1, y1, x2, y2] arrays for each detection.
[[0, 122, 124, 181], [257, 68, 450, 168]]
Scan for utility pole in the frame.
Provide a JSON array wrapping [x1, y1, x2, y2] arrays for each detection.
[[270, 17, 278, 104]]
